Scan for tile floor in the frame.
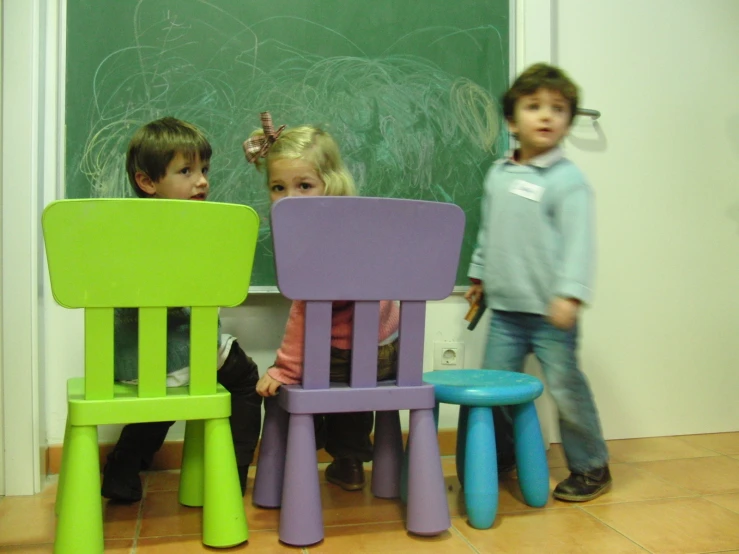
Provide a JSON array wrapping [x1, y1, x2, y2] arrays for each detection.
[[3, 433, 739, 553]]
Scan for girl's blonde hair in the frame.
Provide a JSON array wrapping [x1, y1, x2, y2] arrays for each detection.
[[249, 125, 356, 196]]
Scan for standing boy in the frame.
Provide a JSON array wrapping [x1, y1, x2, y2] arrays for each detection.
[[466, 64, 611, 501]]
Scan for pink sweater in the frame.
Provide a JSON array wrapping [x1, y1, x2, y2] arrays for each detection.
[[268, 300, 400, 385]]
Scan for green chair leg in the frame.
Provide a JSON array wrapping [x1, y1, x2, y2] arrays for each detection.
[[202, 417, 248, 548], [55, 416, 72, 517], [179, 420, 205, 507], [54, 425, 103, 554]]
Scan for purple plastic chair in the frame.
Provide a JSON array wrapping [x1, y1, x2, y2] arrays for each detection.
[[253, 197, 464, 546]]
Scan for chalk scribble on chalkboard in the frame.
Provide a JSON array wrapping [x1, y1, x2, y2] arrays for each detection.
[[74, 0, 506, 278]]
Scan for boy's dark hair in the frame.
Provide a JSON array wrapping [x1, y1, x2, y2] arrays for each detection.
[[126, 117, 212, 197], [503, 63, 579, 123]]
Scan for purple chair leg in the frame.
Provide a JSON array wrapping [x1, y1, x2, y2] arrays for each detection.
[[372, 410, 403, 499], [406, 408, 451, 536], [253, 396, 289, 508], [279, 413, 324, 546]]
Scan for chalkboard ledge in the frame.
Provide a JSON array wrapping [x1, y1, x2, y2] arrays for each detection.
[[246, 286, 471, 295]]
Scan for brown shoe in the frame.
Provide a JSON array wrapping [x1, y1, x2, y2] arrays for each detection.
[[325, 458, 365, 491]]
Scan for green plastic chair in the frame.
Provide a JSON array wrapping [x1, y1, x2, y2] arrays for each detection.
[[42, 198, 259, 553]]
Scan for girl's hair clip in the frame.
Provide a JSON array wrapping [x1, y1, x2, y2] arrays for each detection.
[[243, 111, 286, 164]]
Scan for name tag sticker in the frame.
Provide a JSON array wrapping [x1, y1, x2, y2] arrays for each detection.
[[509, 179, 544, 202]]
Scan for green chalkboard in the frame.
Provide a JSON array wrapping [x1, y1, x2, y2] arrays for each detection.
[[66, 0, 509, 287]]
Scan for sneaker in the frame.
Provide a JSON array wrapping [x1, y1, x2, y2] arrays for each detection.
[[553, 466, 612, 502], [101, 452, 143, 503], [325, 458, 365, 491]]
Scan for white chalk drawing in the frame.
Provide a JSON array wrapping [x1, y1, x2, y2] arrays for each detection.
[[69, 0, 508, 282]]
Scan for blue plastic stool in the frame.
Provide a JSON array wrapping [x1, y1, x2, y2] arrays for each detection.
[[424, 369, 549, 529]]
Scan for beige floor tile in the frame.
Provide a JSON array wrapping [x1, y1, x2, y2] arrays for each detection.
[[453, 508, 647, 553], [632, 456, 739, 495], [496, 471, 570, 513], [553, 464, 696, 505], [0, 494, 56, 546], [606, 436, 718, 463], [307, 520, 475, 553], [443, 475, 467, 517], [137, 530, 296, 552], [585, 497, 739, 554], [0, 540, 132, 553], [245, 475, 406, 531], [448, 463, 674, 517], [318, 483, 405, 527], [705, 492, 739, 514], [442, 468, 563, 518], [145, 470, 181, 493], [139, 490, 201, 538], [102, 499, 140, 539], [677, 432, 739, 455], [245, 500, 281, 531]]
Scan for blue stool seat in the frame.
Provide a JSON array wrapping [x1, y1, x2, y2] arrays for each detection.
[[424, 369, 550, 529], [424, 369, 544, 406]]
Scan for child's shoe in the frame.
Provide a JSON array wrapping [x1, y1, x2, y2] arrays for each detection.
[[101, 451, 143, 503], [552, 466, 612, 502], [325, 458, 365, 491]]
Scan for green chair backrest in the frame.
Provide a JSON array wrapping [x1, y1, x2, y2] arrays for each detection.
[[42, 199, 259, 400]]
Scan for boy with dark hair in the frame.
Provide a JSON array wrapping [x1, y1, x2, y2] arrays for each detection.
[[466, 64, 611, 501], [102, 117, 262, 503]]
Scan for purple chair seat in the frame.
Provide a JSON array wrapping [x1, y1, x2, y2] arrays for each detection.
[[253, 197, 464, 546]]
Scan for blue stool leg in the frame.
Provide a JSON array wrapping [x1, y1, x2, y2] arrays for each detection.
[[456, 405, 469, 488], [464, 406, 498, 529], [512, 401, 549, 507]]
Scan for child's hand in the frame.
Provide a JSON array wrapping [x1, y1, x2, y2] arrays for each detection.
[[548, 297, 580, 330], [465, 283, 484, 306], [256, 373, 283, 397]]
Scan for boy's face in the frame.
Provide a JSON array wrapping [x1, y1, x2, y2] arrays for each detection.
[[508, 88, 571, 160], [267, 158, 326, 204], [136, 152, 210, 200]]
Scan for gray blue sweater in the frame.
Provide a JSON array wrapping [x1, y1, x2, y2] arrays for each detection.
[[114, 307, 221, 382], [468, 148, 595, 315]]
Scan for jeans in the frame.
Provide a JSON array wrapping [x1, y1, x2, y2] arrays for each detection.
[[484, 310, 608, 474]]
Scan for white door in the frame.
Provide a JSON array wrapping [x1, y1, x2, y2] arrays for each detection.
[[555, 0, 739, 438], [0, 1, 5, 497]]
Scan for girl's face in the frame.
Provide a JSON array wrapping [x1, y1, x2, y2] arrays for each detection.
[[267, 158, 326, 204]]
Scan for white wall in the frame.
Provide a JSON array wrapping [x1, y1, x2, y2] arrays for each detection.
[[2, 0, 45, 495], [556, 0, 739, 439]]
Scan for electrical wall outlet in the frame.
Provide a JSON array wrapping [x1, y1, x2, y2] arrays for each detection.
[[433, 341, 465, 370]]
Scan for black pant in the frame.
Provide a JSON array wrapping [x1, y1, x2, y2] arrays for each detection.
[[110, 341, 262, 470], [493, 405, 516, 463], [313, 340, 399, 462]]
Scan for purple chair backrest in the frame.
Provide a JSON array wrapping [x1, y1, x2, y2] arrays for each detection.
[[271, 197, 465, 390]]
